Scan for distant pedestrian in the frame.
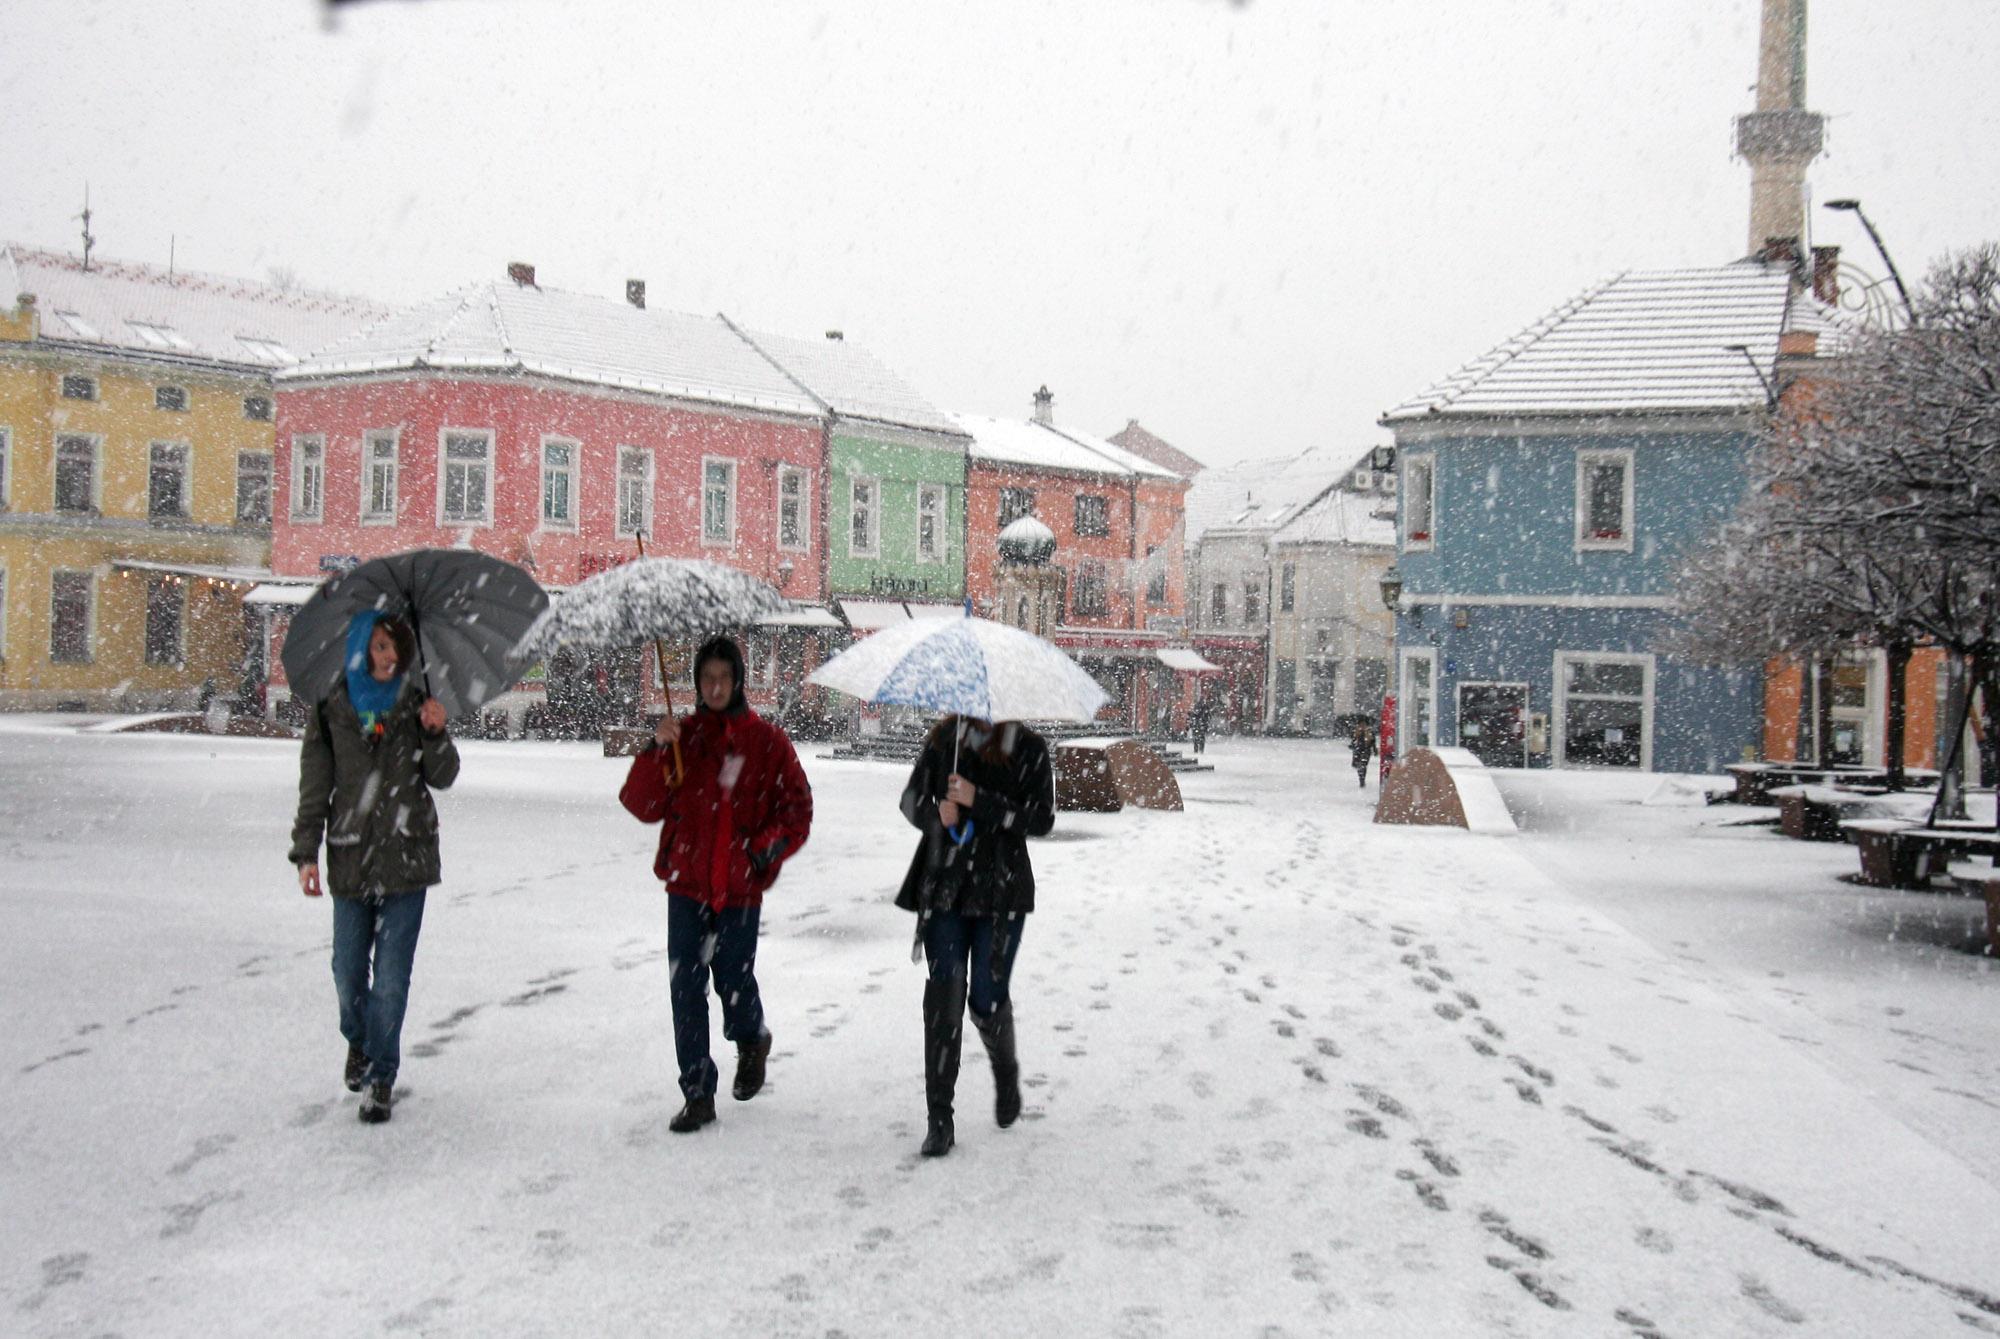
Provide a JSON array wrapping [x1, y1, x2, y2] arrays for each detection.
[[620, 635, 813, 1134], [1349, 716, 1377, 788], [289, 611, 459, 1125], [1190, 694, 1212, 756], [897, 714, 1055, 1157]]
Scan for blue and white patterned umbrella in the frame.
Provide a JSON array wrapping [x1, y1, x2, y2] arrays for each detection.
[[808, 613, 1107, 723]]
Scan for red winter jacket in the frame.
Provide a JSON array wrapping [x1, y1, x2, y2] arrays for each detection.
[[620, 705, 813, 909]]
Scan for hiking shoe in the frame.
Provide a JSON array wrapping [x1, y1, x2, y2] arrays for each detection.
[[669, 1096, 717, 1133], [732, 1031, 772, 1101], [920, 1116, 955, 1158], [358, 1082, 393, 1124], [344, 1045, 367, 1093]]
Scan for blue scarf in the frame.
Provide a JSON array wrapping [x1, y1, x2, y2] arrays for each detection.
[[344, 611, 405, 738]]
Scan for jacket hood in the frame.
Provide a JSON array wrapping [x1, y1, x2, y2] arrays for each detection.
[[694, 635, 748, 714]]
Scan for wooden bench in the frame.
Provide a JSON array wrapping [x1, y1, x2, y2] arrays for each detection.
[[1843, 818, 2000, 888], [1727, 762, 1937, 807], [1947, 860, 2000, 956]]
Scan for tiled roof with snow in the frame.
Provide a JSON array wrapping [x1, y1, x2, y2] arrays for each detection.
[[1273, 487, 1396, 548], [2, 243, 392, 371], [727, 325, 963, 437], [1107, 420, 1206, 478], [1382, 261, 1832, 423], [282, 281, 823, 418], [956, 414, 1182, 481], [1183, 444, 1356, 543]]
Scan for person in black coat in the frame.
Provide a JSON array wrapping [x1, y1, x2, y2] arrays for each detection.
[[896, 715, 1056, 1157], [1349, 715, 1377, 788]]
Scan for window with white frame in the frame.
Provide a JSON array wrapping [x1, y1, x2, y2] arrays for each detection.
[[616, 447, 652, 538], [155, 385, 189, 413], [290, 435, 324, 521], [60, 373, 97, 401], [1243, 578, 1261, 624], [999, 487, 1035, 527], [540, 438, 577, 530], [702, 458, 736, 545], [242, 394, 273, 422], [1210, 582, 1226, 624], [55, 435, 98, 514], [1399, 647, 1437, 753], [918, 484, 948, 562], [50, 569, 93, 664], [144, 574, 184, 667], [0, 561, 8, 659], [1555, 651, 1652, 769], [363, 431, 399, 524], [1403, 453, 1435, 548], [1575, 449, 1634, 549], [1074, 560, 1108, 616], [777, 465, 808, 551], [236, 451, 272, 525], [439, 430, 492, 525], [0, 426, 10, 511], [848, 476, 878, 557], [147, 442, 190, 520], [1280, 562, 1296, 612]]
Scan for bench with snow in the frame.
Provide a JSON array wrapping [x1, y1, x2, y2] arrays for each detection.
[[1724, 762, 1937, 807], [1841, 818, 2000, 889], [1946, 860, 2000, 957], [1771, 784, 1934, 842], [1374, 746, 1516, 834]]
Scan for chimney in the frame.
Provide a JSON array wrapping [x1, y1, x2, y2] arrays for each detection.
[[1811, 245, 1840, 306], [1032, 385, 1054, 424], [626, 279, 646, 309], [506, 262, 537, 288], [824, 329, 843, 341], [1757, 236, 1804, 282]]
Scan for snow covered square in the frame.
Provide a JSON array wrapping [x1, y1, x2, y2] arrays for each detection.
[[4, 721, 1997, 1336]]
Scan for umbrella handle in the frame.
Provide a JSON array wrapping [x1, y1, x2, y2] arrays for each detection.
[[651, 631, 684, 787]]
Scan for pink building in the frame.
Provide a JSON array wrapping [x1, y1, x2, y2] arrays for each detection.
[[266, 268, 832, 726]]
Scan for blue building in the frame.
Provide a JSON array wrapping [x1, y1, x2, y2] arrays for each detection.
[[1379, 261, 1833, 774]]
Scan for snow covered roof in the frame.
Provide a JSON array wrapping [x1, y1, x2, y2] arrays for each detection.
[[1, 243, 392, 371], [727, 324, 963, 437], [1183, 444, 1355, 543], [1382, 260, 1834, 423], [1273, 486, 1396, 549], [955, 413, 1182, 481], [1107, 420, 1206, 478], [282, 281, 823, 419]]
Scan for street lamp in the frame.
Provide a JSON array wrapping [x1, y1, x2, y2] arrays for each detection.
[[1823, 199, 1918, 328], [1378, 565, 1403, 614]]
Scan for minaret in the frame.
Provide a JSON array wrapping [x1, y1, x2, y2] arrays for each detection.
[[1735, 0, 1825, 257]]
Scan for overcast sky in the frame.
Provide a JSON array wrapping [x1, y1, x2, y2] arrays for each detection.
[[3, 0, 1995, 468]]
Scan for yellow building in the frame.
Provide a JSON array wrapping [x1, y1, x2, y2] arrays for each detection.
[[0, 245, 386, 710]]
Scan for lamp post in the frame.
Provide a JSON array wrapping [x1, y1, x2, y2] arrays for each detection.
[[1823, 199, 1918, 328], [1378, 565, 1402, 614]]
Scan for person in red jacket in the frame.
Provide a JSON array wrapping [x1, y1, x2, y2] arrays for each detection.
[[620, 636, 813, 1134]]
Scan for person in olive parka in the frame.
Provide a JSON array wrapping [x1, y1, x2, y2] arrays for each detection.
[[290, 611, 459, 1125], [896, 714, 1056, 1157]]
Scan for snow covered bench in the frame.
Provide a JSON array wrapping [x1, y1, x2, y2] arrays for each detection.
[[1843, 818, 2000, 889], [1946, 860, 2000, 957]]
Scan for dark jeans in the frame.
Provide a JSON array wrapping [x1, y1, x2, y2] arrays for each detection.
[[667, 894, 766, 1101], [331, 891, 427, 1087], [922, 909, 1025, 1021]]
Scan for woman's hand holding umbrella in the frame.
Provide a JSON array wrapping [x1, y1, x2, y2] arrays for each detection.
[[941, 773, 977, 844]]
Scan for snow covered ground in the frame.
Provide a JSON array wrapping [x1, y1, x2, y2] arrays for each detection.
[[4, 720, 1998, 1337]]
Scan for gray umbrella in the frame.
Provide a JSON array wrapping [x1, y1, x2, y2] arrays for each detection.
[[280, 549, 550, 719], [512, 557, 791, 666]]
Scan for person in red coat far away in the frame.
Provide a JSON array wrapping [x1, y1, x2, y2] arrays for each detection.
[[1377, 693, 1398, 791], [620, 635, 813, 1134]]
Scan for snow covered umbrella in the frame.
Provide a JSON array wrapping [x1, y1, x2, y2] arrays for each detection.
[[511, 557, 792, 668], [808, 611, 1108, 725], [280, 548, 550, 719]]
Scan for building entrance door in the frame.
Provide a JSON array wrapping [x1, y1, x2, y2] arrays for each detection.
[[1457, 682, 1528, 768]]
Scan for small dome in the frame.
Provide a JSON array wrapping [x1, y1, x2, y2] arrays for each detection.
[[998, 515, 1057, 564]]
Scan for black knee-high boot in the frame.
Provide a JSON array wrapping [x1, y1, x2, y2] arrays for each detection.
[[972, 1002, 1022, 1128], [921, 977, 965, 1157]]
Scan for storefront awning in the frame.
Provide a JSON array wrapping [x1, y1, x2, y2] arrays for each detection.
[[838, 599, 965, 630], [110, 559, 279, 585], [1157, 647, 1222, 673], [756, 604, 842, 628], [243, 583, 319, 607]]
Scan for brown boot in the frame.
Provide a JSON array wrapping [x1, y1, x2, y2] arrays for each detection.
[[669, 1095, 716, 1133]]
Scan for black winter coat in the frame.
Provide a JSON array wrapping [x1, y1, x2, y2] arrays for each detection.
[[895, 721, 1056, 917], [289, 680, 460, 898]]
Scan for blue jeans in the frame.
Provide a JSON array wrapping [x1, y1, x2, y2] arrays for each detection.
[[922, 909, 1024, 1021], [667, 895, 766, 1101], [331, 891, 427, 1088]]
